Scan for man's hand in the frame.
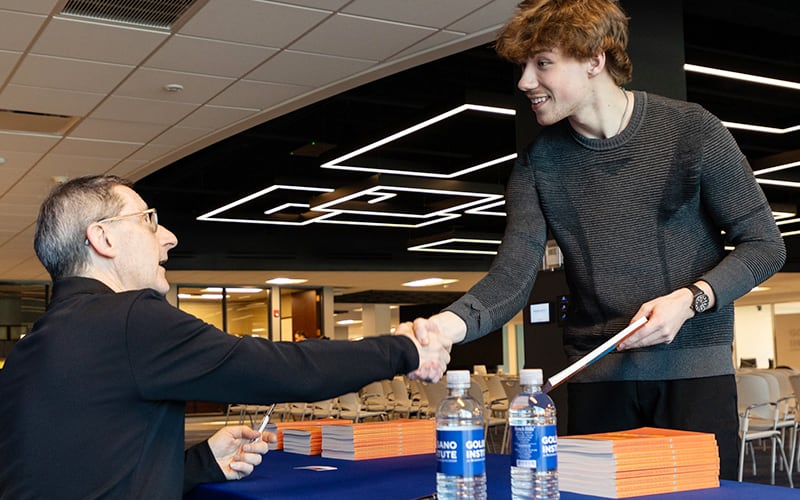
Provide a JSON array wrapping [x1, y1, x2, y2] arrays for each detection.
[[617, 285, 708, 350], [395, 320, 452, 382], [207, 425, 277, 480]]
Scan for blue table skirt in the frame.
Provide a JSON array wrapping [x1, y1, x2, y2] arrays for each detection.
[[187, 451, 795, 500]]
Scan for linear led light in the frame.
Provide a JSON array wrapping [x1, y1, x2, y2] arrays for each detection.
[[315, 213, 461, 229], [684, 64, 800, 91], [198, 185, 333, 220], [780, 229, 800, 237], [266, 277, 308, 285], [203, 287, 263, 293], [402, 278, 459, 287], [465, 200, 506, 217], [311, 185, 503, 218], [753, 160, 800, 176], [721, 121, 800, 135], [757, 178, 800, 189], [408, 237, 502, 255], [320, 103, 516, 178], [777, 217, 800, 226]]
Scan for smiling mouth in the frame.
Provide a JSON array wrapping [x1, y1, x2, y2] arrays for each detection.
[[530, 95, 548, 105]]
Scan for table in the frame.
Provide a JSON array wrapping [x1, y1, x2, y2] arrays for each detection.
[[187, 452, 796, 500]]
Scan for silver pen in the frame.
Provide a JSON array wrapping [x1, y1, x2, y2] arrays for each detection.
[[251, 403, 276, 443]]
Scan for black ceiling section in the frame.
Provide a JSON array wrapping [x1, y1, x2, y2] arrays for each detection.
[[136, 1, 800, 276]]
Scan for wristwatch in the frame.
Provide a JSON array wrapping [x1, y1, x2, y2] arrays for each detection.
[[686, 284, 710, 313]]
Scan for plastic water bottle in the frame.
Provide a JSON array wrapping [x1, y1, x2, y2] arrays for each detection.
[[436, 370, 486, 499], [509, 368, 558, 499]]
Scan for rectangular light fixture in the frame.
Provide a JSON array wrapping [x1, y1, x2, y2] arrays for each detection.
[[320, 103, 516, 178], [684, 64, 800, 91]]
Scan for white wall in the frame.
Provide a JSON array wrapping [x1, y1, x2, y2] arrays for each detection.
[[734, 304, 775, 369]]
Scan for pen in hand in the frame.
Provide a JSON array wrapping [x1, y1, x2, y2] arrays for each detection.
[[251, 404, 276, 443]]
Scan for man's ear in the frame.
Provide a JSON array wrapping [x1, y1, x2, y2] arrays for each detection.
[[85, 223, 116, 258], [587, 52, 607, 78]]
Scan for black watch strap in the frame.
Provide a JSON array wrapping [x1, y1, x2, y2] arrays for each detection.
[[686, 284, 710, 313]]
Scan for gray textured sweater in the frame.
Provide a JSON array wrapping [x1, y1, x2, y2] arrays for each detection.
[[446, 91, 785, 382]]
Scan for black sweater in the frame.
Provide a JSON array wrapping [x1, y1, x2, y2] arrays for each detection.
[[0, 277, 418, 499]]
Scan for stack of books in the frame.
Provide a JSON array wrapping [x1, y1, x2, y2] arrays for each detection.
[[558, 427, 720, 498], [263, 419, 346, 452], [321, 419, 435, 460]]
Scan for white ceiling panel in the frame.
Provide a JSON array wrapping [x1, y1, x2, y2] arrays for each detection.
[[179, 1, 331, 47], [0, 212, 40, 233], [0, 199, 40, 217], [106, 159, 148, 179], [343, 0, 490, 28], [0, 50, 22, 82], [0, 131, 58, 153], [0, 0, 58, 15], [91, 96, 196, 125], [246, 50, 373, 87], [208, 80, 310, 110], [125, 143, 176, 163], [150, 126, 213, 147], [145, 35, 278, 78], [290, 13, 436, 60], [113, 68, 235, 104], [69, 118, 168, 143], [277, 0, 350, 9], [0, 150, 46, 175], [48, 138, 143, 160], [448, 0, 518, 33], [11, 54, 133, 93], [177, 105, 259, 129], [29, 17, 168, 65], [0, 10, 47, 51], [0, 84, 105, 116], [392, 30, 467, 61], [28, 154, 120, 178]]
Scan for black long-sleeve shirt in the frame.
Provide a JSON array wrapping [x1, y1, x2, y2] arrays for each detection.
[[0, 277, 418, 499]]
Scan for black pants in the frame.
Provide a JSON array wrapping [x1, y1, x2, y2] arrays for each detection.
[[567, 375, 739, 480]]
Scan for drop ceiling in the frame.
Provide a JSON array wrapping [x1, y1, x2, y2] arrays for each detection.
[[0, 0, 798, 305]]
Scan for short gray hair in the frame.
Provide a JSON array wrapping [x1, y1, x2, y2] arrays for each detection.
[[34, 175, 132, 280]]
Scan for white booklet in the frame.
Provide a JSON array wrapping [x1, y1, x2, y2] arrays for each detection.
[[543, 316, 648, 393]]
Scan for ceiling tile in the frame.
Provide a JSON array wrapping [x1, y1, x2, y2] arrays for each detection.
[[0, 0, 59, 15], [275, 0, 349, 9], [391, 30, 466, 60], [290, 13, 436, 60], [125, 143, 175, 163], [247, 50, 373, 87], [106, 159, 148, 180], [0, 50, 22, 83], [179, 1, 330, 47], [48, 138, 143, 159], [69, 118, 167, 143], [0, 131, 59, 153], [448, 0, 518, 33], [150, 126, 213, 147], [30, 16, 167, 65], [208, 80, 310, 109], [343, 0, 489, 28], [91, 96, 197, 125], [145, 35, 278, 78], [0, 10, 46, 51], [0, 84, 105, 116], [0, 198, 40, 217], [11, 54, 133, 93], [31, 153, 119, 178], [178, 105, 259, 129], [0, 150, 46, 175], [114, 67, 235, 104]]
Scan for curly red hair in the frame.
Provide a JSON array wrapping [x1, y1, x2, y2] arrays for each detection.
[[496, 0, 633, 85]]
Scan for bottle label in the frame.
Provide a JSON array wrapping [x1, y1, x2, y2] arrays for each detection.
[[511, 423, 557, 470], [436, 427, 486, 476]]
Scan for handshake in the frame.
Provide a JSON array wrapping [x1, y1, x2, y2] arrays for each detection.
[[393, 311, 468, 383]]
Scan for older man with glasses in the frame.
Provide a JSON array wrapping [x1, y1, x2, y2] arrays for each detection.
[[0, 174, 451, 499]]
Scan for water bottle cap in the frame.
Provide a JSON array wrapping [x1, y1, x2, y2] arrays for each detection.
[[446, 370, 470, 387], [520, 368, 543, 385]]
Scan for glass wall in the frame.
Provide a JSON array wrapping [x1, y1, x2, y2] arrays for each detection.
[[177, 286, 270, 338]]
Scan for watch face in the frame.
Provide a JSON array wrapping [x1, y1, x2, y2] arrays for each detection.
[[693, 294, 710, 313]]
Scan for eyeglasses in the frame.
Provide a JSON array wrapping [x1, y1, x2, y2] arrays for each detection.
[[97, 208, 158, 233]]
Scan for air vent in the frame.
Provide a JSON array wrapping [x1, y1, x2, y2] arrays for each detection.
[[61, 0, 199, 30], [0, 109, 78, 135]]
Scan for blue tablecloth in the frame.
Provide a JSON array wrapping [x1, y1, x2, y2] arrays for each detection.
[[187, 451, 795, 499]]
